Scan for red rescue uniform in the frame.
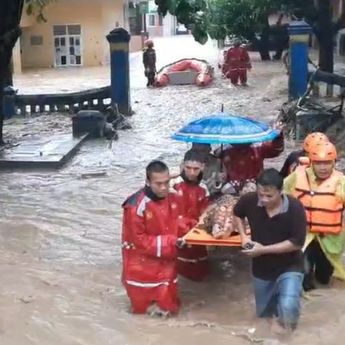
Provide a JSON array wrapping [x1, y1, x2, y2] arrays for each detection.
[[171, 175, 210, 281], [225, 46, 251, 85], [220, 132, 284, 192], [121, 187, 191, 314]]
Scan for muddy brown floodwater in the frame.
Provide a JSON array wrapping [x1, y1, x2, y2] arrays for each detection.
[[1, 36, 345, 345]]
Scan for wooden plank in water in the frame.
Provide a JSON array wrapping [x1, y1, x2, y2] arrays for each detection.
[[0, 133, 89, 169]]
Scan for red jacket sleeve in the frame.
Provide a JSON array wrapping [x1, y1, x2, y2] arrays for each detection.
[[125, 206, 177, 259], [177, 216, 197, 237], [259, 131, 284, 159]]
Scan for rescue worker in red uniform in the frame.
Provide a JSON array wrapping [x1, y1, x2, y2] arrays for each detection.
[[216, 131, 284, 194], [225, 39, 252, 86], [121, 160, 192, 316], [171, 150, 210, 281]]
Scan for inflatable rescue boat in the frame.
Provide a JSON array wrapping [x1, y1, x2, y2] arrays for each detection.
[[155, 58, 214, 87]]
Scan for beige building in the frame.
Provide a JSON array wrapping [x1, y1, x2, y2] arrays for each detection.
[[14, 0, 142, 73]]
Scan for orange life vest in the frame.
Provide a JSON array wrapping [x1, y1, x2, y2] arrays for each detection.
[[293, 169, 344, 235]]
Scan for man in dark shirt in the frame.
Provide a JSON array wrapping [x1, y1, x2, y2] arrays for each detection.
[[233, 168, 306, 332]]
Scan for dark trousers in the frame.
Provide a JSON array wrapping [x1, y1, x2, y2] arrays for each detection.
[[303, 239, 334, 290], [146, 71, 155, 86]]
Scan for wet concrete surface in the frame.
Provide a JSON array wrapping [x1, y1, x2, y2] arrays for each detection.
[[1, 36, 344, 345], [0, 133, 88, 169]]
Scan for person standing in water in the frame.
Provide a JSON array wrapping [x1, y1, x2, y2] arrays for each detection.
[[143, 39, 156, 87]]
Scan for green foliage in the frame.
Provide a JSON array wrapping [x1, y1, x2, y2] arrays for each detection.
[[155, 0, 276, 43], [25, 0, 53, 22], [154, 0, 319, 44], [155, 0, 208, 43]]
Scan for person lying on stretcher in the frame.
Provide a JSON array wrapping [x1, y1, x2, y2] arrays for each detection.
[[197, 181, 256, 239]]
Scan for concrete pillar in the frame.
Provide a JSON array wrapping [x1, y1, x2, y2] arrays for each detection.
[[12, 38, 22, 74], [288, 20, 313, 100], [106, 27, 131, 115]]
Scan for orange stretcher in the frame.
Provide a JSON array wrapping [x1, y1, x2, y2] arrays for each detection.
[[183, 227, 250, 247]]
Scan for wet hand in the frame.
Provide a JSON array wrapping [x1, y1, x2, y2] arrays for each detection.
[[240, 235, 251, 248], [241, 241, 266, 258]]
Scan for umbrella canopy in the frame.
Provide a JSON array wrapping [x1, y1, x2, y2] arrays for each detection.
[[172, 112, 280, 144]]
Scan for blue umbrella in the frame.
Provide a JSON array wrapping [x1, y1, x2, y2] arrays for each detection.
[[171, 112, 280, 144]]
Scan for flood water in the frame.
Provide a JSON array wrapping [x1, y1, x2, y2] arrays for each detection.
[[1, 36, 344, 345]]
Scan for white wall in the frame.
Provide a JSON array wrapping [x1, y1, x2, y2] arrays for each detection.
[[163, 14, 176, 36]]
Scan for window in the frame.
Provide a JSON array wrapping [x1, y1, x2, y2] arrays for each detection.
[[158, 14, 163, 26], [53, 24, 82, 67], [30, 35, 43, 46], [67, 25, 81, 35], [148, 14, 155, 27], [53, 25, 67, 36], [53, 25, 81, 36]]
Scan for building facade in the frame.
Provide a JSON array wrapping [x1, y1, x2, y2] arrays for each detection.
[[145, 0, 177, 37], [14, 0, 142, 72]]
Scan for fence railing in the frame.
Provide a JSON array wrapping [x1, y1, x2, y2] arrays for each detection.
[[14, 86, 111, 115], [309, 69, 345, 98]]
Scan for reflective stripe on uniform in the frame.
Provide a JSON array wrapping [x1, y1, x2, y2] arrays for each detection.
[[136, 196, 151, 217], [177, 256, 208, 263], [156, 235, 162, 257], [126, 278, 178, 288]]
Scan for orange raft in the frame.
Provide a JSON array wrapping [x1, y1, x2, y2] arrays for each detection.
[[155, 58, 214, 87], [184, 227, 251, 247]]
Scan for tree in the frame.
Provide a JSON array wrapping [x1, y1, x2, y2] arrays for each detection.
[[207, 0, 284, 60], [0, 0, 50, 145], [155, 0, 287, 60], [0, 1, 23, 145], [313, 0, 345, 73], [155, 0, 345, 72]]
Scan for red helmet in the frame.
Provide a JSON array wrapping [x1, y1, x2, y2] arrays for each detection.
[[303, 132, 329, 153], [145, 39, 154, 48], [309, 141, 337, 162]]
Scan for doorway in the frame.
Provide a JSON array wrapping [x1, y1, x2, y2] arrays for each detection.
[[53, 24, 82, 67]]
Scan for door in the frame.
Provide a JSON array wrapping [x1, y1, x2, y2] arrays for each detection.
[[53, 25, 82, 67], [54, 36, 67, 66], [68, 35, 81, 65]]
